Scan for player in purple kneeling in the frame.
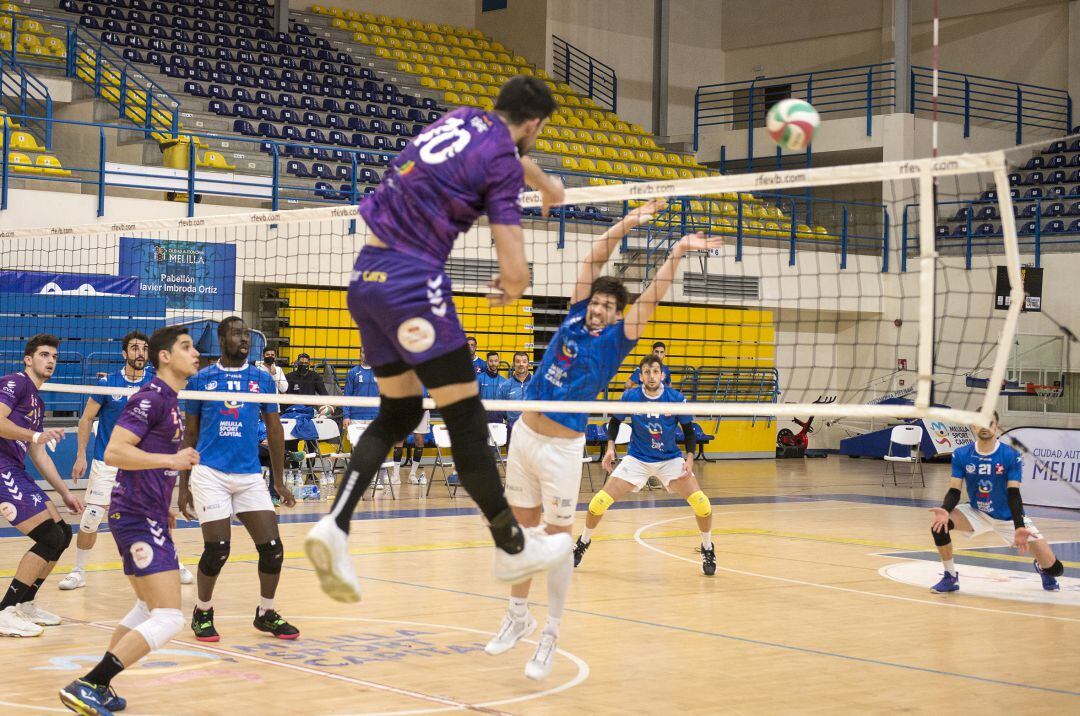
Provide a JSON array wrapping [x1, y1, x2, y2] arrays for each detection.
[[0, 333, 83, 638], [306, 75, 571, 601], [60, 326, 200, 716]]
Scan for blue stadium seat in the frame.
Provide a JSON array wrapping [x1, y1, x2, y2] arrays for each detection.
[[334, 165, 353, 182], [1047, 155, 1066, 168], [351, 133, 371, 148], [1069, 219, 1080, 233], [311, 162, 333, 180], [1019, 220, 1038, 235], [282, 125, 303, 142], [234, 119, 256, 135], [306, 128, 327, 144], [360, 168, 381, 184], [1044, 219, 1065, 233], [257, 122, 281, 139], [280, 108, 301, 125], [935, 225, 949, 238], [1068, 201, 1080, 216], [1047, 170, 1066, 185], [1023, 187, 1043, 199], [1024, 156, 1045, 170], [1023, 171, 1043, 186], [256, 106, 279, 122], [303, 111, 324, 127], [208, 99, 230, 115], [329, 130, 350, 147], [1045, 202, 1066, 217], [975, 223, 997, 236], [974, 205, 998, 220]]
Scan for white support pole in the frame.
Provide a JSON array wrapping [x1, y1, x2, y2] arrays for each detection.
[[915, 171, 937, 408]]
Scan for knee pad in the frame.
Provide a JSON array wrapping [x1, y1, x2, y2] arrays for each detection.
[[412, 446, 423, 460], [57, 520, 73, 553], [80, 505, 107, 534], [119, 600, 151, 630], [588, 490, 614, 517], [133, 608, 184, 651], [931, 520, 954, 547], [367, 396, 425, 445], [687, 491, 711, 518], [256, 539, 284, 575], [198, 540, 230, 577], [28, 520, 65, 562]]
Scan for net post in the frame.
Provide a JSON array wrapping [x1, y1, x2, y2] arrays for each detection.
[[978, 157, 1025, 422], [915, 171, 937, 408]]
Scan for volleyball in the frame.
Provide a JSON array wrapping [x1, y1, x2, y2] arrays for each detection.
[[766, 98, 820, 151]]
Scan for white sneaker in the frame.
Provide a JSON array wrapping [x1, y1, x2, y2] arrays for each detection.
[[492, 530, 573, 584], [304, 516, 361, 603], [484, 610, 536, 656], [524, 631, 558, 680], [390, 465, 401, 484], [0, 605, 42, 637], [15, 601, 61, 626], [58, 570, 86, 591], [179, 565, 195, 585], [409, 469, 425, 485]]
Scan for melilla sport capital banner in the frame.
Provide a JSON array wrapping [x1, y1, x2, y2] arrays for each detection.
[[1003, 427, 1080, 509]]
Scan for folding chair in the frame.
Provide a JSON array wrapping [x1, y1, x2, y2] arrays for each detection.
[[343, 421, 397, 499], [884, 424, 925, 487], [488, 422, 508, 476], [427, 424, 459, 497], [300, 417, 345, 499]]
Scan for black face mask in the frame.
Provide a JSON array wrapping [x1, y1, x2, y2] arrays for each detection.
[[297, 365, 310, 375], [264, 356, 275, 365]]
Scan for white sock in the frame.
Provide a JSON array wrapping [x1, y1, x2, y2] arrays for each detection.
[[73, 548, 90, 572], [701, 532, 713, 550], [544, 552, 573, 634], [258, 597, 275, 616], [509, 596, 528, 618], [580, 527, 593, 543], [196, 599, 213, 611], [176, 551, 186, 569], [943, 559, 956, 576]]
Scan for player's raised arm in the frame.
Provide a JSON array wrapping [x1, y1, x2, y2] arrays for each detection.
[[624, 232, 724, 341], [489, 223, 530, 306], [571, 199, 667, 305], [521, 156, 564, 217]]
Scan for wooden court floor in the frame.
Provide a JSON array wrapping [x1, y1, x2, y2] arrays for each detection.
[[1, 456, 1077, 715]]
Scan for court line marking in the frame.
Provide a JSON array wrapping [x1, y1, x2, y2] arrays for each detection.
[[282, 567, 1080, 698], [75, 620, 512, 715], [634, 516, 1080, 624]]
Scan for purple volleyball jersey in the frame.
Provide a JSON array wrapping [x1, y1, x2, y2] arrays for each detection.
[[0, 372, 44, 469], [358, 107, 524, 269], [109, 377, 183, 522]]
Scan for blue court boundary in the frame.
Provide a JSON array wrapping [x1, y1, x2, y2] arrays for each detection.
[[1, 492, 1077, 539]]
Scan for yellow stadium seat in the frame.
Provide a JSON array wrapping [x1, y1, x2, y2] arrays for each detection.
[[19, 19, 45, 35], [565, 116, 583, 129], [584, 144, 603, 159], [45, 37, 65, 57], [601, 146, 619, 160], [814, 226, 833, 239], [612, 161, 630, 176], [796, 223, 813, 238], [461, 93, 479, 106], [616, 148, 635, 162], [5, 131, 43, 152], [310, 5, 328, 15], [444, 91, 460, 105], [197, 150, 236, 170], [551, 140, 570, 154], [328, 7, 344, 18], [677, 168, 694, 179], [645, 165, 664, 180], [628, 164, 646, 179], [567, 142, 585, 156], [720, 202, 737, 217], [0, 17, 12, 32], [535, 138, 552, 153], [8, 151, 39, 174], [420, 76, 436, 89], [35, 154, 71, 177], [331, 18, 348, 30], [579, 158, 597, 173], [18, 34, 41, 51], [560, 156, 579, 171], [1, 2, 20, 10]]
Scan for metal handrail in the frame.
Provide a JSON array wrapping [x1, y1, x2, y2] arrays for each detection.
[[551, 34, 617, 113]]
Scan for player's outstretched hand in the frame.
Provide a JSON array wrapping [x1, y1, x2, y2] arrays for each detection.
[[601, 448, 617, 473], [63, 492, 84, 516], [168, 508, 179, 532], [680, 455, 695, 480], [626, 198, 667, 225], [929, 507, 950, 533], [678, 232, 723, 254], [178, 485, 197, 521], [71, 455, 87, 485], [1013, 527, 1036, 554], [275, 480, 297, 508]]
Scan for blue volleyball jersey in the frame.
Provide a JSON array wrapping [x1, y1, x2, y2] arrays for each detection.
[[527, 298, 637, 433], [472, 356, 486, 374], [951, 441, 1023, 521], [184, 363, 279, 474], [88, 370, 153, 462], [343, 364, 379, 420], [616, 386, 693, 462]]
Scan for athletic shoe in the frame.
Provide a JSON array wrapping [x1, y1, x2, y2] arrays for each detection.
[[484, 610, 536, 655], [304, 515, 361, 603], [447, 473, 460, 486], [409, 468, 426, 485], [390, 465, 401, 484], [59, 679, 115, 716], [0, 605, 43, 637], [101, 685, 126, 712], [1034, 560, 1061, 591], [17, 601, 61, 626], [253, 608, 300, 640], [191, 607, 220, 642], [524, 631, 557, 681], [930, 571, 959, 593], [272, 496, 281, 507], [700, 545, 717, 576], [58, 570, 86, 591], [491, 530, 573, 584], [572, 537, 590, 568], [179, 565, 194, 585]]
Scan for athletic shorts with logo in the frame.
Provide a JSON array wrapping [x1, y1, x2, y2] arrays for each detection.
[[504, 418, 585, 526], [85, 459, 118, 506], [611, 455, 686, 492], [954, 503, 1044, 543], [347, 246, 466, 368], [0, 464, 49, 525], [109, 510, 178, 577], [190, 464, 274, 523]]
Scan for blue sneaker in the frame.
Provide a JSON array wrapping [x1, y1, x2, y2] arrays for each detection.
[[102, 686, 126, 712], [930, 571, 959, 593], [1034, 560, 1060, 591], [59, 679, 115, 715]]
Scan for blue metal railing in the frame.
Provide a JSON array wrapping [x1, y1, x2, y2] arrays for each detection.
[[0, 8, 78, 76], [694, 62, 1072, 160], [910, 66, 1071, 145], [552, 35, 617, 113], [902, 195, 1080, 271], [0, 54, 52, 149]]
